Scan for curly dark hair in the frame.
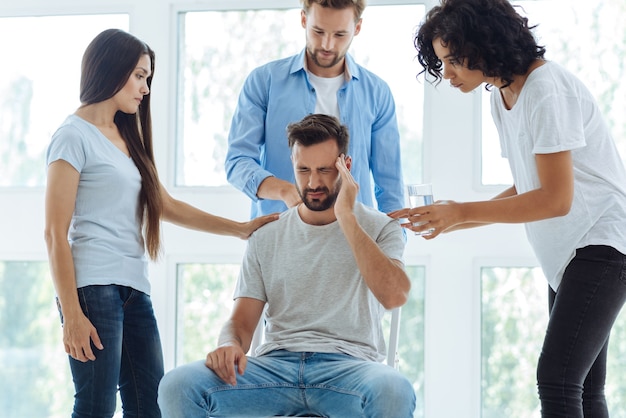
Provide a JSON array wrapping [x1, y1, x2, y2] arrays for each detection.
[[414, 0, 545, 89]]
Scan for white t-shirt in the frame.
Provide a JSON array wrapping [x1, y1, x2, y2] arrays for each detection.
[[308, 71, 344, 118], [235, 202, 406, 362], [46, 115, 149, 294], [491, 61, 626, 290]]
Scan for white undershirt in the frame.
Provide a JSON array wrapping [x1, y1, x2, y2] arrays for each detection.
[[308, 71, 344, 118]]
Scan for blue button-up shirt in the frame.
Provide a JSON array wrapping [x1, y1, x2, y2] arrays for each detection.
[[225, 49, 404, 218]]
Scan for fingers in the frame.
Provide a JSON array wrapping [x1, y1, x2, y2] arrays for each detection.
[[205, 349, 242, 386], [91, 328, 104, 351], [64, 322, 104, 362], [387, 208, 412, 219], [243, 213, 280, 239], [80, 327, 104, 361], [335, 155, 358, 196], [285, 186, 302, 208], [237, 355, 248, 376], [258, 213, 279, 227], [391, 209, 439, 237], [66, 342, 96, 362], [335, 155, 356, 185], [388, 208, 430, 224], [82, 344, 96, 361]]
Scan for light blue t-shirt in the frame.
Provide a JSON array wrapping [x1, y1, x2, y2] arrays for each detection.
[[46, 115, 150, 294], [225, 49, 405, 218]]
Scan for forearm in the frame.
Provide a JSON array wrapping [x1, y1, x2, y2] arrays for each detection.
[[161, 192, 248, 238], [442, 188, 514, 232], [458, 187, 569, 225], [217, 320, 252, 353], [338, 214, 410, 309], [45, 237, 82, 317]]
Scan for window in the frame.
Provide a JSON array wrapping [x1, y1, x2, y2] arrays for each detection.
[[481, 0, 626, 185], [481, 267, 546, 417], [4, 1, 623, 417], [175, 263, 240, 365], [481, 267, 626, 417], [0, 261, 74, 416], [0, 14, 129, 187]]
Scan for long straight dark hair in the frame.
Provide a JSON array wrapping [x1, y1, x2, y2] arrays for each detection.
[[80, 28, 163, 260]]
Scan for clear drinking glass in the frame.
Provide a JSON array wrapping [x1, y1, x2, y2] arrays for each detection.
[[407, 183, 434, 236]]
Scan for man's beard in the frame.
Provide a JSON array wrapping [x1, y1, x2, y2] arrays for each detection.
[[307, 47, 344, 69], [298, 180, 341, 212]]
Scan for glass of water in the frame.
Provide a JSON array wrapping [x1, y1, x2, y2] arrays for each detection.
[[407, 183, 434, 236]]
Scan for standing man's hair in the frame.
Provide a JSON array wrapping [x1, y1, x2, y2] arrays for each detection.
[[301, 0, 366, 20], [287, 114, 350, 155]]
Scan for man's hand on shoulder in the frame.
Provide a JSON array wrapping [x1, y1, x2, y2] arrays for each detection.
[[257, 176, 302, 208]]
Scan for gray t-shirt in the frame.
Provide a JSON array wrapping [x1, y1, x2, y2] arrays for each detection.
[[235, 202, 406, 362]]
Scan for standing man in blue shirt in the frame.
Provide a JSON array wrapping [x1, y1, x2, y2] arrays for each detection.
[[225, 0, 405, 218]]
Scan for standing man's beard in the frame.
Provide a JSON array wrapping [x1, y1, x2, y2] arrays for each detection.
[[307, 47, 344, 69], [298, 179, 342, 212]]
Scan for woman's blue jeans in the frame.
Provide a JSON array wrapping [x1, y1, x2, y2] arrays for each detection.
[[62, 285, 164, 418], [158, 350, 416, 417], [537, 245, 626, 417]]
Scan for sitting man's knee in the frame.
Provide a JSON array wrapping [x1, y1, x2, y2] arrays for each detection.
[[158, 361, 207, 415], [389, 373, 415, 402], [157, 367, 181, 411]]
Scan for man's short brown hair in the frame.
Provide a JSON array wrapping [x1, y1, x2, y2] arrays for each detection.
[[301, 0, 366, 20], [287, 114, 350, 156]]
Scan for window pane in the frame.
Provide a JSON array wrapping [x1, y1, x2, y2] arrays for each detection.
[[481, 92, 513, 185], [481, 266, 626, 417], [176, 9, 300, 187], [175, 263, 425, 417], [0, 14, 129, 188], [481, 267, 546, 417], [176, 263, 240, 365], [351, 5, 426, 186], [177, 5, 425, 187], [481, 0, 626, 185], [402, 266, 426, 418], [0, 261, 73, 416]]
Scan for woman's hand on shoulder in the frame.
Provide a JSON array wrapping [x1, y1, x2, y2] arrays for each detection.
[[238, 213, 279, 239]]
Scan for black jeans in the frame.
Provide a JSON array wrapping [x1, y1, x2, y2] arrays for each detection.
[[537, 245, 626, 417]]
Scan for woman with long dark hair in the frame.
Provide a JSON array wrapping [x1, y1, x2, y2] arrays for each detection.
[[44, 29, 277, 417]]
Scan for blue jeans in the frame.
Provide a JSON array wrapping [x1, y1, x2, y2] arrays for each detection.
[[61, 285, 164, 418], [537, 245, 626, 417], [158, 350, 416, 417]]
